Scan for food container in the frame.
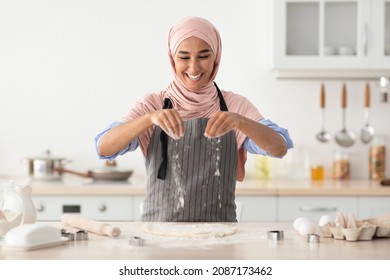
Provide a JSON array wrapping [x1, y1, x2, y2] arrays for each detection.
[[369, 135, 386, 180], [333, 151, 350, 180], [24, 150, 69, 181]]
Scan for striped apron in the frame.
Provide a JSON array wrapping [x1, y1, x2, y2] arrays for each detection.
[[141, 87, 238, 222]]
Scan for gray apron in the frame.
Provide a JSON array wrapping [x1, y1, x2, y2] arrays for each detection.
[[142, 84, 238, 222]]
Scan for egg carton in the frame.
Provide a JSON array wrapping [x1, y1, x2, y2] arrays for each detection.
[[318, 212, 390, 242]]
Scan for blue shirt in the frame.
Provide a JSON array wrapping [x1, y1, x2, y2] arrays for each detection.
[[95, 119, 293, 160]]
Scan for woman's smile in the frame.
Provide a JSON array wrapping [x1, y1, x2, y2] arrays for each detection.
[[187, 73, 202, 81]]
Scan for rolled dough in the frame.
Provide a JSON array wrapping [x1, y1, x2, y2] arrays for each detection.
[[142, 223, 238, 239]]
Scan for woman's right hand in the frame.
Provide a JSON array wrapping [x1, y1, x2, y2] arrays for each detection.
[[150, 109, 184, 139]]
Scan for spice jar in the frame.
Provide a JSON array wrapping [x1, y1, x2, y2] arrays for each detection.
[[333, 151, 350, 180], [369, 135, 386, 180]]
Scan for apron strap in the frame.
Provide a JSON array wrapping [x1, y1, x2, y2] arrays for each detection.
[[214, 82, 228, 112], [157, 84, 228, 180], [157, 98, 173, 180]]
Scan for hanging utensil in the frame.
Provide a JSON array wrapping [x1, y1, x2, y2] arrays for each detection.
[[360, 83, 375, 144], [316, 83, 331, 143], [380, 76, 389, 103], [335, 83, 356, 147]]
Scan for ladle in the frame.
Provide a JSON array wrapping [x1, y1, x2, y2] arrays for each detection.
[[335, 83, 356, 147], [360, 83, 375, 144], [316, 83, 331, 143]]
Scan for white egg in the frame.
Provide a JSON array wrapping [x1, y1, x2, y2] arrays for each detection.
[[318, 215, 333, 226], [293, 217, 310, 231], [298, 220, 316, 236]]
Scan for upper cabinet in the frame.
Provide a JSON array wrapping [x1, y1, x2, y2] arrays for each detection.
[[273, 0, 390, 78]]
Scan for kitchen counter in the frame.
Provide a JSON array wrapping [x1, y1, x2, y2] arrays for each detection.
[[27, 176, 390, 196], [1, 222, 389, 260]]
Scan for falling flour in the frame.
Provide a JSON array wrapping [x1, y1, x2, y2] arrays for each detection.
[[171, 140, 185, 212]]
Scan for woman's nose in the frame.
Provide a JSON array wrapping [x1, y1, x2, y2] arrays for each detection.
[[188, 59, 200, 72]]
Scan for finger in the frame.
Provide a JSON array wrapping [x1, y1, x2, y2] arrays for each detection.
[[205, 112, 226, 138], [161, 110, 183, 139], [166, 110, 184, 139]]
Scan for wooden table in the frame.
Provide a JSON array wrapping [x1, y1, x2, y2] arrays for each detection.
[[1, 222, 389, 260]]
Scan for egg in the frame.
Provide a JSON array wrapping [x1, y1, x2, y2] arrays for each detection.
[[298, 220, 316, 236], [318, 215, 333, 226], [293, 217, 310, 231]]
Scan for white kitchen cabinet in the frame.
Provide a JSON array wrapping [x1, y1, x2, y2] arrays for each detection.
[[358, 196, 390, 218], [278, 196, 358, 222], [273, 0, 390, 78], [33, 195, 134, 221], [236, 196, 277, 222]]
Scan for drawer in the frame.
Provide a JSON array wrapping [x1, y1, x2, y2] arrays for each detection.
[[236, 196, 277, 222], [278, 196, 358, 222], [358, 197, 390, 219], [33, 196, 133, 221]]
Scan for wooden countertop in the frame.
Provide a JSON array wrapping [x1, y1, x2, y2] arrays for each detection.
[[27, 176, 390, 196], [1, 222, 390, 260]]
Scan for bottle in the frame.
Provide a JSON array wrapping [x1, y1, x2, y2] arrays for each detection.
[[369, 135, 386, 180], [15, 184, 37, 224], [0, 180, 24, 236], [333, 151, 350, 180]]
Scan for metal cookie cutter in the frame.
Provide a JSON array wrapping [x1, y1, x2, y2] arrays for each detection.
[[267, 230, 284, 241], [129, 236, 145, 247], [60, 229, 75, 241], [307, 233, 320, 243], [75, 230, 89, 241]]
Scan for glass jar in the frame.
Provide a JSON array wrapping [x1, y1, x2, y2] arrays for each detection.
[[333, 151, 350, 180], [254, 155, 271, 179], [311, 165, 324, 181], [369, 136, 386, 180]]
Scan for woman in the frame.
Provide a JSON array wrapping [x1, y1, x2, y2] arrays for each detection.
[[95, 16, 293, 222]]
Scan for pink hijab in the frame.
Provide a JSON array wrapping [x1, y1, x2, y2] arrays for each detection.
[[123, 16, 262, 181], [165, 16, 221, 119]]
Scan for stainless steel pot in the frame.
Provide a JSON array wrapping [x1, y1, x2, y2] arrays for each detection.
[[24, 150, 68, 181]]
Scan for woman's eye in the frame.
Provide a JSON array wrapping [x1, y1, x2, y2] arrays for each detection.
[[180, 57, 190, 60], [199, 55, 209, 59]]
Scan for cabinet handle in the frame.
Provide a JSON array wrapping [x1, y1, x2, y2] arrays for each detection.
[[98, 204, 107, 212], [36, 204, 45, 212], [299, 206, 338, 212]]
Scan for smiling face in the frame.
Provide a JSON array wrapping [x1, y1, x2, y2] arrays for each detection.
[[173, 36, 216, 92]]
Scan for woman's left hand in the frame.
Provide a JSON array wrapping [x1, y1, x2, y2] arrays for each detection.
[[204, 111, 240, 138]]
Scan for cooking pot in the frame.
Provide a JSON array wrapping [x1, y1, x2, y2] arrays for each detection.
[[24, 150, 69, 181], [54, 160, 133, 181]]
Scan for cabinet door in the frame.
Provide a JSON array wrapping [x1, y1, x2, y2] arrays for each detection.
[[278, 196, 358, 222], [236, 196, 277, 222], [371, 0, 390, 67], [358, 197, 390, 218]]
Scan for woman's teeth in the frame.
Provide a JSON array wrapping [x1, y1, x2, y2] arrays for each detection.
[[187, 73, 201, 80]]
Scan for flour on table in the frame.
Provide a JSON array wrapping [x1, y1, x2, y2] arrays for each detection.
[[142, 223, 238, 239]]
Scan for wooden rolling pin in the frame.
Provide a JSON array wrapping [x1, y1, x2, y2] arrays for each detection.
[[61, 214, 121, 237]]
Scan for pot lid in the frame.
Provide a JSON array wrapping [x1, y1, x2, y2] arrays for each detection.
[[26, 149, 66, 160]]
